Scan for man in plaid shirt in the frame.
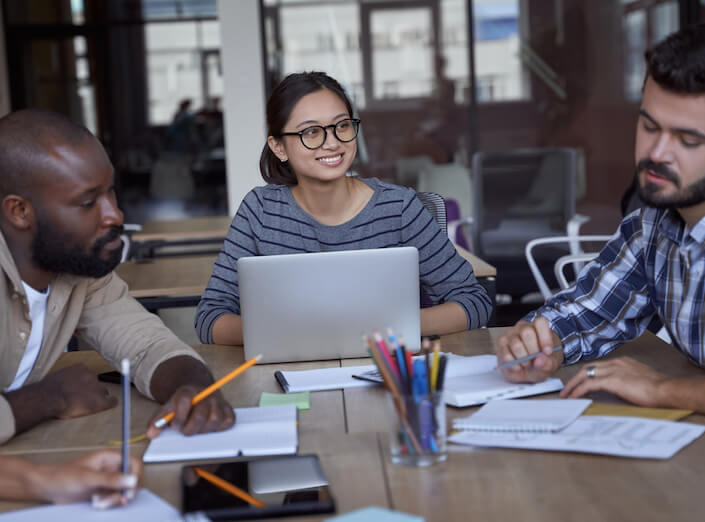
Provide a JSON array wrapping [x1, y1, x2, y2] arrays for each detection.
[[497, 24, 705, 412]]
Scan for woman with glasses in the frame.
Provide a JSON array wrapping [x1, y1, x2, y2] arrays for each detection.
[[195, 72, 492, 346]]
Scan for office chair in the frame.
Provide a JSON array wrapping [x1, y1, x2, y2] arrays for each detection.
[[525, 234, 671, 344], [416, 191, 447, 236], [525, 235, 613, 300], [471, 147, 586, 298]]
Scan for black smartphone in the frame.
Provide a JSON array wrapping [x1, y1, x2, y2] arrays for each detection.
[[97, 370, 122, 384], [97, 370, 135, 386], [181, 455, 335, 520]]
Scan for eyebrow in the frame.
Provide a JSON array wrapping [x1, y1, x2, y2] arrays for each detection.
[[639, 109, 705, 141], [295, 113, 349, 129]]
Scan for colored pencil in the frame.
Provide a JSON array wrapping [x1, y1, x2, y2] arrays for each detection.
[[154, 354, 262, 429], [193, 466, 266, 508]]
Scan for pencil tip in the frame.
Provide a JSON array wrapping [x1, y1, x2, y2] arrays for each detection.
[[254, 354, 263, 361]]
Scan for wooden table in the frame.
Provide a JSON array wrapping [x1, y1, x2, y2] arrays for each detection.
[[129, 216, 232, 259], [4, 329, 699, 520], [455, 244, 497, 324], [114, 246, 496, 313], [115, 254, 217, 309]]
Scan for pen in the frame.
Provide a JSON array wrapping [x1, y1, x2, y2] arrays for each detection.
[[153, 354, 262, 429], [496, 346, 565, 370], [193, 466, 266, 508], [121, 358, 130, 497]]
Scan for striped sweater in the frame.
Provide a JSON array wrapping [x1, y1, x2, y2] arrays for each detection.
[[195, 177, 491, 343]]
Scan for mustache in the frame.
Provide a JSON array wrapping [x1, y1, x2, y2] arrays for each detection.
[[93, 225, 124, 252], [636, 158, 680, 187]]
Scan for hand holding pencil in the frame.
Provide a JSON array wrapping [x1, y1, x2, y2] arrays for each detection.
[[146, 355, 261, 439]]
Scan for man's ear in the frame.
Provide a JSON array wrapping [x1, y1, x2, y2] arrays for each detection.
[[267, 136, 288, 162], [1, 195, 34, 231]]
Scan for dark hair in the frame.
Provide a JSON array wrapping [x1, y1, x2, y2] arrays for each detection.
[[0, 109, 93, 199], [259, 72, 354, 186], [645, 23, 705, 94]]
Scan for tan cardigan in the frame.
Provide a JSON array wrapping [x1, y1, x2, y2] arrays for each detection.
[[0, 230, 204, 444]]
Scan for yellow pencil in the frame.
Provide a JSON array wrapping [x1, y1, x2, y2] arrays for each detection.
[[153, 354, 262, 428], [430, 340, 440, 391], [193, 466, 266, 508]]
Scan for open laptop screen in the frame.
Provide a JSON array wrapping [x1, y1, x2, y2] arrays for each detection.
[[238, 247, 420, 363]]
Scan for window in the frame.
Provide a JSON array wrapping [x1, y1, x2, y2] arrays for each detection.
[[145, 20, 222, 124]]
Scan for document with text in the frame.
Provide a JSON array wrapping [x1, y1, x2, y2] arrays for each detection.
[[449, 415, 705, 459]]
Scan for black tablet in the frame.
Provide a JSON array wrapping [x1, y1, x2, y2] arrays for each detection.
[[181, 455, 335, 520]]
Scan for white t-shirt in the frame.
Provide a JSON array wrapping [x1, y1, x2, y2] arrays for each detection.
[[7, 282, 50, 391]]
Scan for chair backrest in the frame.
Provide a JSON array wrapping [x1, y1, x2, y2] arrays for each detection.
[[416, 191, 447, 236], [472, 147, 578, 260], [417, 162, 472, 220], [525, 235, 613, 300]]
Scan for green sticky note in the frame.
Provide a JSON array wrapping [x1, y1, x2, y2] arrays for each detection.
[[259, 391, 310, 410]]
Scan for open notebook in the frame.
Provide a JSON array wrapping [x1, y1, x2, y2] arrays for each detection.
[[142, 404, 297, 463], [276, 354, 563, 407], [452, 399, 592, 432], [439, 354, 564, 407]]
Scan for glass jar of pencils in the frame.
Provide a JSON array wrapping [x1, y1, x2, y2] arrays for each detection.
[[387, 389, 446, 466]]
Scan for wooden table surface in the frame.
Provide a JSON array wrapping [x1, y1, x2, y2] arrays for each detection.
[[130, 216, 232, 243], [115, 254, 217, 299], [2, 328, 702, 521], [114, 246, 495, 300]]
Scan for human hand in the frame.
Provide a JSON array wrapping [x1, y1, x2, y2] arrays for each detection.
[[33, 450, 142, 508], [44, 364, 118, 419], [560, 356, 667, 405], [496, 318, 564, 383], [146, 386, 235, 439]]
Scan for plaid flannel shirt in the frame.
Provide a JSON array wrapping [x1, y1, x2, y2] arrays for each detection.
[[526, 206, 705, 367]]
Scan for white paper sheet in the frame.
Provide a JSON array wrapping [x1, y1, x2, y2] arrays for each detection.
[[276, 365, 376, 393], [0, 489, 180, 521], [453, 399, 592, 432], [142, 404, 297, 463], [449, 415, 705, 459]]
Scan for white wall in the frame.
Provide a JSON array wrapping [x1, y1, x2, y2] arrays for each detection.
[[218, 0, 267, 215]]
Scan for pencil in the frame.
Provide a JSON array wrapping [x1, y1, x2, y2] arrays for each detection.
[[193, 466, 266, 508], [430, 340, 440, 391], [496, 346, 565, 370], [153, 354, 262, 429], [120, 358, 130, 497], [367, 337, 423, 454]]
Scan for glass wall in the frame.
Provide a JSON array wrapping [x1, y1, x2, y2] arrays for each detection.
[[3, 0, 227, 222]]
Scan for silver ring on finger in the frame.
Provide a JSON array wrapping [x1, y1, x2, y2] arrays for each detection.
[[585, 365, 597, 379]]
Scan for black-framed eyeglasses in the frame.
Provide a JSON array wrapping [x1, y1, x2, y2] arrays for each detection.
[[280, 118, 361, 150]]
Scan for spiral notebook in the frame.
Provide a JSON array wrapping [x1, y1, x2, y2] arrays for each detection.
[[452, 398, 592, 432]]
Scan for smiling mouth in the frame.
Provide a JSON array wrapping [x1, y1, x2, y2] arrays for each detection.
[[316, 153, 343, 165]]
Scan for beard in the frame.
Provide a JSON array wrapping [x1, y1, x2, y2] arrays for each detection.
[[635, 158, 705, 209], [31, 220, 124, 278]]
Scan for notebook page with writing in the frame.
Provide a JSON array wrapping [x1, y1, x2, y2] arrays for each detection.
[[142, 404, 297, 463], [449, 416, 705, 459], [453, 399, 592, 432]]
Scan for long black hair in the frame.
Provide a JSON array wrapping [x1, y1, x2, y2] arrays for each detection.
[[259, 71, 354, 186]]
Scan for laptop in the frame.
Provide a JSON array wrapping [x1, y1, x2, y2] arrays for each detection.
[[238, 247, 420, 363]]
